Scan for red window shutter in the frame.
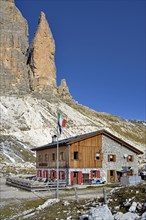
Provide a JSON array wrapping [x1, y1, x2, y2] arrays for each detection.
[[54, 170, 57, 179], [50, 170, 53, 179], [96, 170, 100, 178], [78, 171, 82, 185], [70, 171, 74, 185], [90, 170, 93, 178], [60, 171, 65, 180], [40, 170, 42, 177], [62, 171, 65, 180]]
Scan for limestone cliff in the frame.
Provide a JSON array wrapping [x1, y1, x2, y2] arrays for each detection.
[[0, 0, 30, 95], [0, 0, 72, 98], [0, 0, 145, 166], [28, 12, 57, 92]]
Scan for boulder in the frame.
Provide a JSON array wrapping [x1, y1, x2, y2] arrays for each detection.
[[129, 202, 137, 212], [114, 212, 139, 220], [88, 205, 114, 220]]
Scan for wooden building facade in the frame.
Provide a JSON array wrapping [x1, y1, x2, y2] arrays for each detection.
[[31, 129, 143, 185]]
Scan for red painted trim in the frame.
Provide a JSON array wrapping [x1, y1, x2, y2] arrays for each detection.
[[38, 170, 42, 177], [43, 170, 48, 178], [78, 171, 82, 185], [62, 171, 65, 180], [50, 170, 53, 179], [59, 171, 65, 180], [96, 170, 100, 178], [90, 170, 93, 178]]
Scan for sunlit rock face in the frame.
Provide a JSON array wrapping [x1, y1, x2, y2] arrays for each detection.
[[58, 79, 72, 100], [0, 0, 71, 97], [28, 12, 57, 93], [0, 0, 30, 95]]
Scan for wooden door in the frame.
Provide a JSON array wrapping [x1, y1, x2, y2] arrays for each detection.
[[73, 172, 79, 184], [107, 170, 116, 182]]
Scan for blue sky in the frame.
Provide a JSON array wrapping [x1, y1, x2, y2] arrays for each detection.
[[15, 0, 145, 120]]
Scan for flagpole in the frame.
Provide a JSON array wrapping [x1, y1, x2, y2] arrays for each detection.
[[56, 113, 59, 199]]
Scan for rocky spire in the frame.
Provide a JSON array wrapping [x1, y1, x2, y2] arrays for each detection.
[[0, 0, 30, 95], [58, 79, 72, 100], [28, 12, 57, 92]]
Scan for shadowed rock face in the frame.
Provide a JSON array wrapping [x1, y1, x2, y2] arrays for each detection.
[[0, 0, 30, 95], [28, 12, 57, 92]]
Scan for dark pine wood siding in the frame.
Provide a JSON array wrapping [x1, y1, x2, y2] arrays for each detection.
[[36, 145, 69, 168]]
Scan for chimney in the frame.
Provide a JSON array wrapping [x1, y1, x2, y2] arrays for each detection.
[[52, 135, 57, 143]]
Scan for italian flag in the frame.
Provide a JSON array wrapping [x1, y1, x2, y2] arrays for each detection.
[[57, 112, 67, 134]]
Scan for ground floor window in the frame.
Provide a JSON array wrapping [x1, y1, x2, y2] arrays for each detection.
[[82, 173, 90, 184], [90, 170, 100, 178]]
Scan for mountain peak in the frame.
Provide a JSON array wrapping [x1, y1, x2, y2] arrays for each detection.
[[28, 11, 57, 92]]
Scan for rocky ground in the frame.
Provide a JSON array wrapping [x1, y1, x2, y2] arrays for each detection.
[[0, 175, 146, 220], [0, 176, 111, 219]]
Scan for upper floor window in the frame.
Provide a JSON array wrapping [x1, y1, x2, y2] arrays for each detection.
[[52, 153, 55, 161], [74, 151, 78, 160], [59, 152, 64, 161], [127, 155, 134, 162], [38, 155, 42, 162], [45, 154, 48, 162], [108, 154, 116, 162]]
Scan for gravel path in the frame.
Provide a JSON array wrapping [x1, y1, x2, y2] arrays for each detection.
[[0, 177, 111, 206]]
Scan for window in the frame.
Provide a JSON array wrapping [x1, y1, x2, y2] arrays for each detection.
[[52, 153, 55, 161], [73, 172, 78, 177], [93, 170, 96, 177], [74, 151, 78, 160], [45, 154, 48, 162], [108, 154, 116, 162], [127, 155, 134, 162], [59, 152, 64, 161], [38, 155, 42, 162], [110, 170, 114, 176]]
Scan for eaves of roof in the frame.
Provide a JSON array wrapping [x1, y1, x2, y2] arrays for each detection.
[[31, 129, 143, 155]]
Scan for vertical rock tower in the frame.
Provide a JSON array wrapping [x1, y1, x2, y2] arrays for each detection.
[[0, 0, 72, 99], [0, 0, 30, 95], [28, 12, 57, 92]]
